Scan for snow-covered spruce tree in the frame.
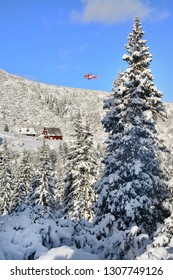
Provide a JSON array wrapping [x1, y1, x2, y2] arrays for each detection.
[[0, 139, 18, 214], [94, 17, 172, 236], [30, 140, 57, 211], [16, 150, 33, 205], [4, 124, 9, 132], [63, 114, 99, 222], [54, 142, 69, 207]]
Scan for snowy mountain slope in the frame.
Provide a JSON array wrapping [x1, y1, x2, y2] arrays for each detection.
[[0, 68, 173, 151], [0, 69, 109, 145]]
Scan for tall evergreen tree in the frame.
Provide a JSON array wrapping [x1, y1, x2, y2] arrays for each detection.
[[4, 124, 9, 132], [63, 114, 99, 222], [30, 140, 57, 211], [94, 17, 171, 235], [55, 142, 69, 206], [0, 139, 17, 214], [17, 150, 33, 205]]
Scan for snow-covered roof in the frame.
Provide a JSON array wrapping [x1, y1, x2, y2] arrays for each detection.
[[19, 127, 36, 135], [43, 127, 62, 136]]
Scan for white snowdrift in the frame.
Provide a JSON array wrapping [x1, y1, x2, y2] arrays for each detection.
[[38, 246, 98, 260]]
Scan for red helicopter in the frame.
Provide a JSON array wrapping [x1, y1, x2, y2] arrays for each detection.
[[84, 73, 101, 80]]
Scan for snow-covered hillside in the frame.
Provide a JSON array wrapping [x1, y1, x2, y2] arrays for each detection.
[[0, 69, 109, 145], [0, 68, 173, 149]]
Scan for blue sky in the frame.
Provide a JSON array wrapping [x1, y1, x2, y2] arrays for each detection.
[[0, 0, 173, 101]]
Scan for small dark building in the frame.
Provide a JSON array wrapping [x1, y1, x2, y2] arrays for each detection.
[[42, 127, 63, 140]]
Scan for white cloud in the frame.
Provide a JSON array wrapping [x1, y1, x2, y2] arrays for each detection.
[[57, 49, 72, 59], [70, 0, 169, 24], [58, 64, 69, 69], [78, 43, 89, 52]]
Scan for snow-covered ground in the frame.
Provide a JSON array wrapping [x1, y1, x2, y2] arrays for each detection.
[[0, 205, 99, 260], [1, 205, 173, 260], [38, 246, 99, 260], [0, 130, 62, 152]]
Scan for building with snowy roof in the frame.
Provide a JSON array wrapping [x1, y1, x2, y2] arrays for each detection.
[[42, 127, 63, 140], [18, 127, 37, 136]]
